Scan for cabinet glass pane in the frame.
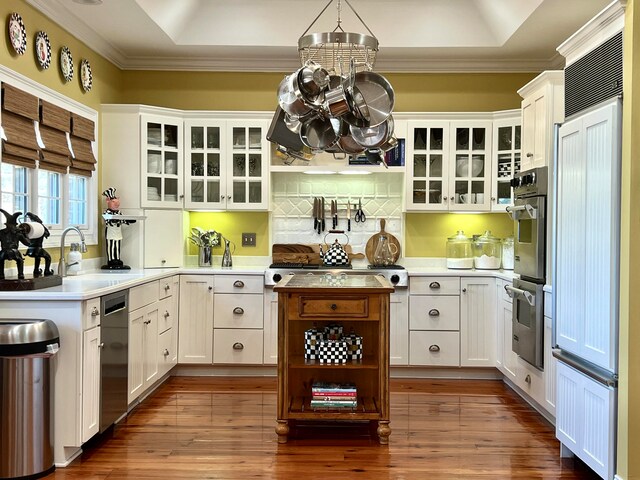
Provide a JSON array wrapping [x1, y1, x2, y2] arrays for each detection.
[[430, 128, 443, 150], [472, 128, 485, 150], [429, 154, 442, 177], [191, 180, 204, 202], [233, 128, 246, 149], [233, 154, 246, 176], [207, 127, 220, 149], [471, 180, 484, 194], [207, 180, 220, 203], [456, 128, 469, 150], [191, 127, 204, 149], [147, 178, 161, 201], [471, 154, 485, 177], [498, 127, 511, 151], [414, 128, 427, 150], [497, 153, 512, 179], [497, 182, 511, 205], [515, 153, 521, 174], [233, 181, 246, 203], [147, 123, 161, 147], [164, 178, 178, 198], [455, 180, 469, 199], [207, 153, 220, 177], [455, 155, 468, 177], [413, 154, 426, 177], [164, 124, 178, 148], [249, 128, 261, 149], [413, 180, 426, 204], [249, 182, 262, 203], [148, 150, 161, 174], [248, 154, 261, 177], [429, 180, 443, 204], [515, 126, 521, 149], [165, 151, 178, 175], [191, 153, 204, 176]]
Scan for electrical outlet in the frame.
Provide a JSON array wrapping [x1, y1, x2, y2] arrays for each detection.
[[242, 232, 256, 247]]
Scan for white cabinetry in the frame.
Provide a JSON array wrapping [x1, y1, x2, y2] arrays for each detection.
[[496, 279, 517, 382], [518, 71, 564, 171], [142, 209, 187, 268], [543, 290, 556, 416], [158, 276, 180, 376], [491, 112, 521, 211], [178, 275, 214, 363], [81, 298, 101, 442], [390, 289, 409, 365], [263, 288, 278, 364], [460, 277, 496, 366]]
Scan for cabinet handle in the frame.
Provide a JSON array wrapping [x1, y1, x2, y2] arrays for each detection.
[[164, 284, 170, 291], [330, 303, 338, 310], [233, 280, 245, 288], [144, 319, 151, 325], [221, 195, 225, 200], [164, 310, 170, 318], [98, 342, 105, 349], [526, 152, 533, 158], [233, 342, 244, 350], [163, 349, 170, 357], [233, 307, 245, 315], [91, 306, 99, 317], [429, 281, 440, 289], [208, 286, 213, 291], [525, 374, 532, 385], [462, 288, 467, 293], [161, 259, 166, 265], [428, 308, 440, 317], [429, 345, 440, 352]]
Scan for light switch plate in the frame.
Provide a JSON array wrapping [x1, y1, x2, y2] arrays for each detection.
[[242, 232, 256, 247]]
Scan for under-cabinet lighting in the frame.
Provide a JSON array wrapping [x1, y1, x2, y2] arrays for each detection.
[[338, 170, 372, 175], [303, 170, 337, 175]]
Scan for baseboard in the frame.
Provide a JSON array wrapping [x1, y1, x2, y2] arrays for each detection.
[[503, 376, 556, 425], [55, 446, 82, 467]]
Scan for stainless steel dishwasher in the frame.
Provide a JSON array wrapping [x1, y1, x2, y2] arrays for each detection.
[[100, 290, 129, 432]]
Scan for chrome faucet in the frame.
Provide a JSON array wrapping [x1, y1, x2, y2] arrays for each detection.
[[58, 226, 88, 277]]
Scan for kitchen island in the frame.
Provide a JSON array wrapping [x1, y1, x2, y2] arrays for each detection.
[[274, 273, 394, 444]]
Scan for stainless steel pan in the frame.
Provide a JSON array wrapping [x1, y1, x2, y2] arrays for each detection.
[[350, 115, 394, 149], [349, 71, 395, 128]]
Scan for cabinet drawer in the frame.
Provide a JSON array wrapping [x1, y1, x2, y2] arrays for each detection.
[[83, 297, 101, 330], [158, 328, 176, 372], [130, 280, 159, 311], [516, 357, 545, 406], [410, 277, 460, 295], [215, 275, 263, 294], [410, 331, 460, 366], [409, 295, 459, 331], [157, 296, 173, 333], [158, 277, 176, 300], [289, 294, 378, 320], [213, 329, 263, 364], [214, 294, 264, 329]]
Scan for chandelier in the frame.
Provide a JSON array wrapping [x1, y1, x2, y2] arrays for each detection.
[[267, 0, 396, 167]]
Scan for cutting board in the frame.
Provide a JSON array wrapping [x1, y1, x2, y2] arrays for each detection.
[[272, 242, 364, 264], [365, 219, 401, 264]]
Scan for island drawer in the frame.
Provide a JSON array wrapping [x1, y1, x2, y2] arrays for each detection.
[[410, 331, 460, 366], [215, 275, 263, 294], [214, 293, 264, 329], [130, 280, 159, 311], [158, 276, 176, 300], [83, 297, 101, 330], [213, 329, 264, 364], [157, 296, 174, 333], [409, 295, 459, 331], [410, 277, 460, 295], [288, 294, 379, 320]]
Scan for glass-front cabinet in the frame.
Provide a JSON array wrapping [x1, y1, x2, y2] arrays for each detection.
[[184, 119, 269, 210], [141, 114, 183, 208], [491, 114, 521, 211]]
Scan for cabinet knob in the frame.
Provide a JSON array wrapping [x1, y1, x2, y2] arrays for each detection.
[[91, 306, 99, 317], [429, 281, 440, 289], [163, 349, 170, 357], [525, 374, 532, 385], [164, 310, 170, 318], [429, 345, 440, 352], [233, 280, 245, 288], [208, 286, 213, 291], [161, 259, 166, 265], [164, 284, 170, 291], [428, 308, 440, 317], [221, 195, 225, 200], [450, 196, 454, 201], [228, 195, 232, 200], [144, 319, 151, 325], [98, 342, 105, 349], [491, 197, 496, 202], [330, 303, 338, 310], [526, 152, 533, 158], [462, 288, 467, 293], [179, 194, 184, 199], [233, 307, 245, 315], [233, 342, 244, 350]]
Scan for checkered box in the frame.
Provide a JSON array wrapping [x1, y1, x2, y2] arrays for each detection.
[[317, 339, 348, 364], [304, 328, 325, 360], [344, 333, 363, 361], [324, 324, 343, 340]]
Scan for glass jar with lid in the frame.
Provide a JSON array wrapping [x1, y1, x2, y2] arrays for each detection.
[[502, 236, 514, 270], [446, 231, 474, 269], [473, 230, 502, 269]]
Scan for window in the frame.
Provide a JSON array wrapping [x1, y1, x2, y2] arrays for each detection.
[[37, 169, 61, 226], [0, 163, 28, 213], [68, 174, 87, 226]]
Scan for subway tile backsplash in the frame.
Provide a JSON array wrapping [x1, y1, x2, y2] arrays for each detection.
[[271, 173, 404, 253]]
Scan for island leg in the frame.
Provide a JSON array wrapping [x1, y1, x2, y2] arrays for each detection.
[[276, 420, 289, 443], [377, 420, 391, 444]]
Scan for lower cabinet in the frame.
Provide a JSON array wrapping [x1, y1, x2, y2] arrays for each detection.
[[263, 288, 278, 364], [390, 289, 409, 365], [496, 280, 517, 382], [128, 297, 159, 404], [460, 277, 496, 366], [81, 320, 101, 442], [178, 275, 214, 363]]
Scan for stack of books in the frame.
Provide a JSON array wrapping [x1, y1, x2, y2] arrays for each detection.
[[310, 382, 357, 409]]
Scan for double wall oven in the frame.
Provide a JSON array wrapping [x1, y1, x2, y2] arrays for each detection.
[[506, 166, 547, 370]]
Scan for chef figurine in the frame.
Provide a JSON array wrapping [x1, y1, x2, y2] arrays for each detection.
[[101, 187, 135, 270]]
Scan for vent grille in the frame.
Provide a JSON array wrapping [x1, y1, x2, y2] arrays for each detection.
[[565, 31, 622, 118]]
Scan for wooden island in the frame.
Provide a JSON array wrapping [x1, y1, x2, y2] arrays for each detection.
[[274, 273, 393, 444]]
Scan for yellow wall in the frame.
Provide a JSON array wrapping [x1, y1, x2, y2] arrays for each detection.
[[188, 212, 269, 256]]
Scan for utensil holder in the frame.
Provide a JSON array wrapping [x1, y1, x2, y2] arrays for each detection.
[[198, 246, 212, 267]]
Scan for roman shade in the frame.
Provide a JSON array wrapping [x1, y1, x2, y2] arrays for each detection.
[[69, 112, 96, 176], [39, 100, 71, 173], [1, 83, 39, 168]]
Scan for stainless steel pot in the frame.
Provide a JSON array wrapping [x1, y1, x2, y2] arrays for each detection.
[[278, 75, 313, 117], [350, 71, 395, 128], [300, 116, 339, 150], [350, 116, 395, 149], [297, 62, 330, 98]]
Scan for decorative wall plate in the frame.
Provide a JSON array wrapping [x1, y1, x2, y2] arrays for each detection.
[[35, 31, 51, 69], [60, 46, 73, 82], [8, 12, 27, 55], [80, 59, 92, 92]]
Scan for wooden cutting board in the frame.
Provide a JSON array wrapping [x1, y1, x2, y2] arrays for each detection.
[[272, 243, 365, 264], [365, 219, 401, 264]]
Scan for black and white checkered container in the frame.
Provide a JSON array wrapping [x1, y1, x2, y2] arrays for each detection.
[[324, 324, 343, 340], [317, 339, 348, 364], [304, 328, 324, 360], [344, 333, 363, 361]]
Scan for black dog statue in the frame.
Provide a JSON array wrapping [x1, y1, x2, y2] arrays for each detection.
[[21, 212, 54, 277], [0, 209, 30, 280]]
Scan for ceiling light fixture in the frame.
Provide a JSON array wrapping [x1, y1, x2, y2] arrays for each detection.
[[267, 0, 396, 168]]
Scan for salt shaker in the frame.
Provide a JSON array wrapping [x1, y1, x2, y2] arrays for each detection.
[[67, 242, 82, 275]]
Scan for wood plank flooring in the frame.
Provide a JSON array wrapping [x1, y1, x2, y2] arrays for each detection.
[[46, 377, 600, 479]]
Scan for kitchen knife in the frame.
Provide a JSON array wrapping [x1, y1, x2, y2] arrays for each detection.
[[321, 197, 325, 232], [313, 197, 318, 232], [334, 200, 339, 229], [347, 201, 351, 231], [331, 200, 336, 229]]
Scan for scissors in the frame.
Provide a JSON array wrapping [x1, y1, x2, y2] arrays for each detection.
[[354, 198, 366, 223]]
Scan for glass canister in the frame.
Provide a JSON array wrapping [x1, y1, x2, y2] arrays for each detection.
[[473, 230, 502, 269], [446, 231, 474, 269], [502, 236, 514, 270]]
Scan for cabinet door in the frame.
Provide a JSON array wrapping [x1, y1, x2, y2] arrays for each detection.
[[184, 120, 227, 209], [491, 116, 521, 211], [405, 121, 449, 211], [502, 300, 517, 381], [226, 120, 270, 210], [128, 308, 145, 404], [82, 326, 100, 442], [144, 305, 159, 387], [390, 290, 408, 365], [543, 315, 556, 416], [460, 277, 496, 366], [141, 114, 183, 208], [144, 209, 185, 268], [263, 289, 278, 364], [449, 122, 492, 211], [178, 275, 214, 363]]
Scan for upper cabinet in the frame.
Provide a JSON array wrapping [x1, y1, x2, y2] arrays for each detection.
[[518, 71, 564, 172], [491, 111, 521, 211]]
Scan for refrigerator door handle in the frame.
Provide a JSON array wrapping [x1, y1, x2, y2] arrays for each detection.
[[552, 348, 618, 387]]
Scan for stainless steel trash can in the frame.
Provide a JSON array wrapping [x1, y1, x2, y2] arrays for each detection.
[[0, 319, 60, 480]]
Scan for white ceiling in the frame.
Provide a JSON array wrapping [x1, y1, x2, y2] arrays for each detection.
[[27, 0, 613, 72]]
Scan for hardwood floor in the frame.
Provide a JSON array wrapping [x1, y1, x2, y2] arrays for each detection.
[[46, 377, 600, 479]]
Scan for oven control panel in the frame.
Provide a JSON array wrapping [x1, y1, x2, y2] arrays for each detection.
[[511, 166, 547, 197]]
